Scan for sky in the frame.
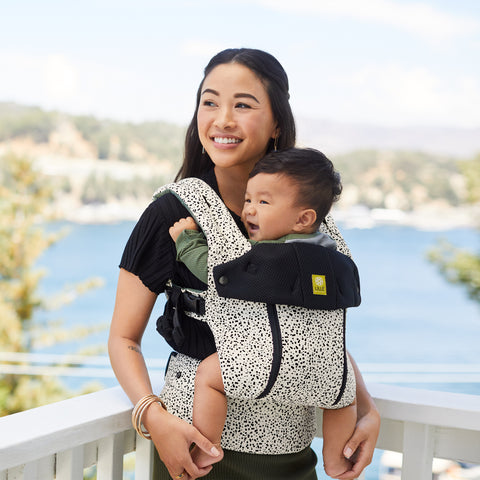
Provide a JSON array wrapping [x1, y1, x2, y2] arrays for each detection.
[[1, 0, 480, 129]]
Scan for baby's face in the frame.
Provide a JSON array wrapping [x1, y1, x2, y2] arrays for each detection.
[[241, 173, 304, 241]]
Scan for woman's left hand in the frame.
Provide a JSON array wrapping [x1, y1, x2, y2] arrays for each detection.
[[334, 405, 380, 480]]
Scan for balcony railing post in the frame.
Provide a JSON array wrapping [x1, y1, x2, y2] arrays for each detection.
[[57, 446, 84, 480], [97, 432, 125, 480], [134, 434, 155, 480], [401, 421, 435, 480], [24, 463, 39, 480], [5, 465, 24, 480], [32, 456, 55, 479]]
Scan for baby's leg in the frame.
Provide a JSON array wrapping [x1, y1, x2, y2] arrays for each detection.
[[322, 399, 357, 478], [192, 353, 226, 468]]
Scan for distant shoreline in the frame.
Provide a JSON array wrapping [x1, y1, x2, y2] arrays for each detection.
[[54, 200, 479, 231], [333, 204, 479, 231]]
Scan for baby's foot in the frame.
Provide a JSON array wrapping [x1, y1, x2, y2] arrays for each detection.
[[191, 443, 224, 469]]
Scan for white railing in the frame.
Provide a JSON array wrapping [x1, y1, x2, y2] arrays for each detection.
[[0, 352, 166, 378], [1, 382, 480, 480], [3, 353, 480, 384]]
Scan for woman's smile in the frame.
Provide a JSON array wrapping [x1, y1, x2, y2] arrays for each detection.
[[212, 135, 243, 147], [213, 136, 241, 144]]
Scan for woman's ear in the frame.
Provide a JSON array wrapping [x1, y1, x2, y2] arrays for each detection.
[[293, 209, 317, 232]]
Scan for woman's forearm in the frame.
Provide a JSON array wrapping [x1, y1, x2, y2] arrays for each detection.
[[348, 351, 378, 418], [333, 352, 380, 479], [108, 268, 158, 403], [108, 335, 155, 402]]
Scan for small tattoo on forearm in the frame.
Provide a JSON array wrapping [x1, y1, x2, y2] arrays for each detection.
[[128, 346, 142, 354]]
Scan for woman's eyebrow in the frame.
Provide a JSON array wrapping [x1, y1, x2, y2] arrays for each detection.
[[234, 93, 260, 103], [201, 88, 219, 96], [200, 88, 260, 104]]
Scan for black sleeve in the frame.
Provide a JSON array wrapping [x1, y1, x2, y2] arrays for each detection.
[[119, 193, 201, 294]]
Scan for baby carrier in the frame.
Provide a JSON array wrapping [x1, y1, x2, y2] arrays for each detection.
[[154, 178, 360, 408]]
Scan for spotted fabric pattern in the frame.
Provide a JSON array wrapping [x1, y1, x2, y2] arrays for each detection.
[[162, 352, 317, 454], [153, 178, 355, 453]]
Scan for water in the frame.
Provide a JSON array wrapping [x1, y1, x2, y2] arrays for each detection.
[[34, 220, 480, 479], [344, 225, 480, 366]]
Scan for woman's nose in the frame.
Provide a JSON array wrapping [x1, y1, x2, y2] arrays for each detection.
[[214, 106, 235, 129]]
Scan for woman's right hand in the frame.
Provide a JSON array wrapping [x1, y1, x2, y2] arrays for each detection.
[[144, 402, 222, 479]]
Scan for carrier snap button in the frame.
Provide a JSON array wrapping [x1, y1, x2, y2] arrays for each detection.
[[247, 263, 257, 274], [218, 275, 229, 285], [176, 371, 182, 379]]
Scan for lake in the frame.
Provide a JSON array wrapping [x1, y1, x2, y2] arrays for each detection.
[[34, 219, 480, 479]]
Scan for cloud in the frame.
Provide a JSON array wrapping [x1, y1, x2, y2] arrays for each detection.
[[0, 50, 123, 119], [0, 51, 44, 105], [0, 50, 90, 109], [43, 55, 80, 102], [324, 63, 480, 127], [0, 49, 195, 124], [181, 40, 226, 58], [255, 0, 480, 42]]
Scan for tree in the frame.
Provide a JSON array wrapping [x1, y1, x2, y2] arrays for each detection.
[[428, 154, 480, 303], [0, 153, 104, 416]]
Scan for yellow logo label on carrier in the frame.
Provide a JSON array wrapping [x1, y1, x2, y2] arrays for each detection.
[[312, 274, 327, 295]]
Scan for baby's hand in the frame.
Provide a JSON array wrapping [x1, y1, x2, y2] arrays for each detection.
[[169, 217, 199, 242]]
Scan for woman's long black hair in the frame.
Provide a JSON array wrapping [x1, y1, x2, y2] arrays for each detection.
[[176, 48, 296, 180]]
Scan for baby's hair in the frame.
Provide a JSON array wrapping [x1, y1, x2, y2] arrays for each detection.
[[249, 147, 342, 228]]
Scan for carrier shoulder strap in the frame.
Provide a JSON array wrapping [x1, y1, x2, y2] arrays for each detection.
[[154, 177, 251, 272]]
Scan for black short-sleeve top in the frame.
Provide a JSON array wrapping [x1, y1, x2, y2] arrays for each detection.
[[120, 169, 247, 293]]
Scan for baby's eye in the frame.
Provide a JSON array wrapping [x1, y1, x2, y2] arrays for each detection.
[[244, 198, 251, 204], [259, 200, 269, 205]]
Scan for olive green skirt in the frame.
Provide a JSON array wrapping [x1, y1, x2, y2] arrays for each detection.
[[153, 446, 318, 480]]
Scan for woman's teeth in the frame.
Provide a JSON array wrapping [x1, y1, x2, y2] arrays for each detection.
[[214, 137, 241, 144]]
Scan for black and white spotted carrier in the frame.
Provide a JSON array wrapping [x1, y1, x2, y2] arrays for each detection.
[[154, 178, 360, 409]]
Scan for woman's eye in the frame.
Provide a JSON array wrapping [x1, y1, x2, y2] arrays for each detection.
[[202, 100, 216, 107], [236, 102, 251, 109]]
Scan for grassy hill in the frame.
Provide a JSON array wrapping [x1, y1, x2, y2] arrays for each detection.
[[0, 102, 185, 164], [0, 102, 476, 223]]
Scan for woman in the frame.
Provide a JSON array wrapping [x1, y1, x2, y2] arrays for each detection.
[[108, 48, 380, 480]]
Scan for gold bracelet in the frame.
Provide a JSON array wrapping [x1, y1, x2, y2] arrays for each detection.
[[131, 393, 167, 439]]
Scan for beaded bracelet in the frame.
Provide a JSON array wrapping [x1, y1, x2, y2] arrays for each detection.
[[131, 393, 167, 439]]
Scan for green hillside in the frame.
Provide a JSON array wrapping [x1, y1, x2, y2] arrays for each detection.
[[0, 102, 474, 213], [0, 102, 185, 164]]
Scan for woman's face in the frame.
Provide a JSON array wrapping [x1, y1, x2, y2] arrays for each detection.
[[197, 63, 278, 175]]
